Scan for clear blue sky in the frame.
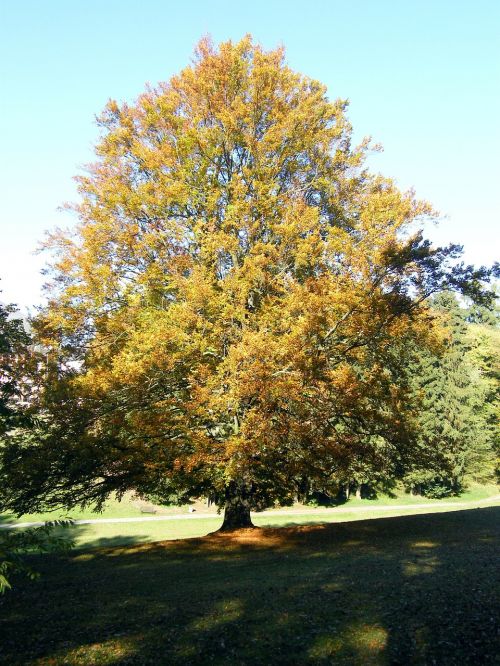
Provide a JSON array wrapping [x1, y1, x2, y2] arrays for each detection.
[[1, 0, 498, 310]]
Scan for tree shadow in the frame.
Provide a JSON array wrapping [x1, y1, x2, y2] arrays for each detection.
[[263, 519, 335, 529], [0, 507, 498, 665], [0, 512, 16, 526], [49, 522, 151, 551]]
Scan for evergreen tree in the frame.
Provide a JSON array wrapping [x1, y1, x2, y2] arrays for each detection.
[[0, 299, 31, 434], [406, 292, 496, 496], [465, 303, 500, 480]]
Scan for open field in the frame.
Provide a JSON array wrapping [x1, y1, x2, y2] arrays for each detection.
[[0, 506, 498, 665], [2, 483, 497, 524], [2, 495, 499, 551], [1, 484, 498, 549]]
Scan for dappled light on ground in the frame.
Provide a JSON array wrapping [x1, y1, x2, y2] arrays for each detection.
[[308, 623, 388, 663], [0, 507, 498, 665], [50, 637, 137, 665]]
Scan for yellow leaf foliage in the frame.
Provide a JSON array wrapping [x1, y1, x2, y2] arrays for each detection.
[[37, 37, 448, 504]]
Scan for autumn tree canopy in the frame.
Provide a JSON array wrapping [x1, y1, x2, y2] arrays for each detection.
[[0, 37, 494, 529]]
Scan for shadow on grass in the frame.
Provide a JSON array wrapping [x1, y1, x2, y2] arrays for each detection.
[[76, 532, 151, 550], [39, 521, 154, 553], [262, 520, 334, 529], [0, 513, 16, 526], [0, 507, 498, 665]]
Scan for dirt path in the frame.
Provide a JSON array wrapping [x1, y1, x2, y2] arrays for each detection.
[[2, 494, 499, 530]]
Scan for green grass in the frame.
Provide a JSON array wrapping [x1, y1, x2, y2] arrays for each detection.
[[1, 482, 497, 529], [335, 482, 499, 506], [1, 483, 497, 551], [0, 494, 148, 525], [0, 506, 498, 665], [19, 494, 496, 550]]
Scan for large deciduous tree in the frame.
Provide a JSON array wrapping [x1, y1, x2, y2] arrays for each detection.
[[0, 37, 494, 529]]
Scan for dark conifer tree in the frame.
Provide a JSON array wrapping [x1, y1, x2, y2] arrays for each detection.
[[405, 292, 496, 496]]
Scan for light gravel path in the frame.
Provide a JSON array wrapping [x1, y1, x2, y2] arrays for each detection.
[[1, 495, 498, 530]]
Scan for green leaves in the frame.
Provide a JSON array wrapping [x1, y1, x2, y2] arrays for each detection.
[[0, 520, 74, 593]]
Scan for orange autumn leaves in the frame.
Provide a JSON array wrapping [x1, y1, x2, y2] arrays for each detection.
[[38, 36, 440, 496]]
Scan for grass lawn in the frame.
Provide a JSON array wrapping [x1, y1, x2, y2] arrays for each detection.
[[1, 483, 498, 550], [334, 482, 499, 506], [1, 481, 497, 525], [0, 494, 154, 525], [10, 495, 496, 550], [0, 506, 498, 665]]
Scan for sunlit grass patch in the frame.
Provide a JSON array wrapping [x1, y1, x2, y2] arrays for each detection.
[[36, 637, 138, 665], [309, 624, 387, 663], [403, 555, 439, 576], [191, 599, 243, 631], [411, 540, 438, 548]]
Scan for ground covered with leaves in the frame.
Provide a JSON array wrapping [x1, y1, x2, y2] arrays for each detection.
[[0, 507, 498, 665]]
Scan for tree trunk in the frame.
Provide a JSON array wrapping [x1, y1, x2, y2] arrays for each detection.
[[355, 485, 362, 500], [219, 481, 254, 531]]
